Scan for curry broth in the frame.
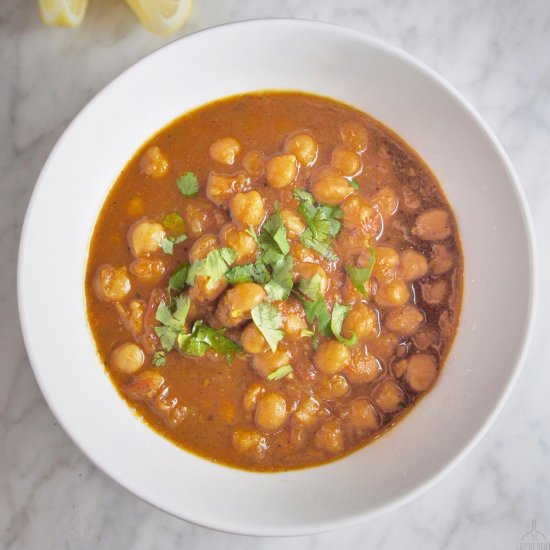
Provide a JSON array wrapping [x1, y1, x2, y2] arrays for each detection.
[[86, 92, 462, 471]]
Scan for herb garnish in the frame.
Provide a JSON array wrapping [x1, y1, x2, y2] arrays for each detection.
[[225, 262, 270, 285], [152, 350, 166, 366], [267, 364, 293, 381], [251, 301, 284, 352], [154, 295, 191, 351], [176, 171, 199, 197], [161, 233, 188, 255], [330, 303, 357, 346], [186, 247, 237, 288], [177, 320, 241, 362], [345, 247, 375, 296]]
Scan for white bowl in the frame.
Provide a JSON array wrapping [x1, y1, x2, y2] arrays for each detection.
[[18, 19, 536, 536]]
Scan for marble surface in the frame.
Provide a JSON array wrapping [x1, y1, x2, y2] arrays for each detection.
[[1, 0, 549, 548]]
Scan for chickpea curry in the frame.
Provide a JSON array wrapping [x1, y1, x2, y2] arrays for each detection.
[[86, 92, 463, 471]]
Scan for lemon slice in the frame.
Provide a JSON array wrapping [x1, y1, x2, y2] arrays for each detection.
[[124, 0, 193, 36], [38, 0, 89, 28]]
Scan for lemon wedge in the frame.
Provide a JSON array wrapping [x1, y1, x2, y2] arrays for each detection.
[[124, 0, 193, 36], [38, 0, 89, 28]]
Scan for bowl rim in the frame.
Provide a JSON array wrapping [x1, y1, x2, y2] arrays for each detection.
[[17, 18, 538, 536]]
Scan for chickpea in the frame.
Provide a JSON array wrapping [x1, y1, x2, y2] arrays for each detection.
[[294, 262, 328, 295], [341, 194, 379, 234], [189, 276, 228, 303], [371, 246, 399, 283], [310, 171, 354, 206], [241, 323, 269, 354], [232, 427, 266, 454], [252, 348, 290, 378], [292, 396, 324, 428], [405, 354, 438, 392], [188, 234, 219, 262], [374, 278, 410, 307], [412, 326, 439, 350], [129, 258, 165, 284], [255, 392, 289, 433], [206, 172, 250, 206], [342, 302, 379, 342], [93, 265, 131, 302], [184, 200, 228, 239], [314, 419, 345, 453], [423, 280, 448, 305], [110, 342, 144, 374], [337, 228, 375, 258], [219, 223, 258, 264], [412, 209, 452, 241], [345, 349, 382, 384], [399, 249, 428, 282], [242, 150, 265, 177], [372, 379, 406, 413], [285, 133, 318, 166], [266, 154, 298, 188], [315, 341, 351, 374], [316, 374, 350, 400], [367, 330, 400, 365], [384, 304, 424, 336], [342, 399, 380, 432], [216, 283, 267, 327], [331, 146, 362, 177], [123, 370, 164, 400], [429, 244, 455, 275], [339, 121, 369, 152], [116, 299, 145, 335], [229, 190, 265, 228], [281, 208, 306, 238], [128, 220, 166, 257], [393, 358, 409, 378], [243, 383, 266, 411], [209, 137, 240, 165], [283, 310, 308, 339], [139, 146, 169, 178], [370, 186, 399, 219]]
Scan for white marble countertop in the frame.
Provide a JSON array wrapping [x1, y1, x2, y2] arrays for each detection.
[[1, 0, 549, 548]]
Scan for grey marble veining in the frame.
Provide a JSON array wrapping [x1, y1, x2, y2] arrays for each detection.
[[1, 0, 549, 548]]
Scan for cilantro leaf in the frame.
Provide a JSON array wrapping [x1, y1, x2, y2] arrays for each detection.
[[225, 262, 271, 285], [298, 295, 332, 337], [293, 188, 342, 260], [345, 247, 375, 296], [154, 295, 191, 351], [267, 365, 293, 380], [176, 172, 199, 196], [350, 179, 360, 190], [161, 233, 188, 255], [162, 212, 184, 229], [251, 301, 284, 352], [167, 263, 189, 294], [177, 320, 241, 361], [297, 272, 324, 301], [186, 247, 237, 288], [330, 303, 357, 346], [258, 209, 290, 266], [300, 329, 315, 338], [265, 253, 293, 301], [152, 350, 166, 366]]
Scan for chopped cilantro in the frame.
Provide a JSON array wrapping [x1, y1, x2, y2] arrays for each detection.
[[330, 303, 357, 346], [167, 263, 189, 294], [293, 188, 342, 260], [297, 272, 324, 301], [312, 333, 319, 350], [161, 233, 187, 255], [186, 247, 237, 288], [152, 350, 166, 366], [300, 329, 315, 338], [267, 364, 293, 381], [225, 262, 270, 285], [176, 171, 199, 196], [350, 179, 360, 190], [258, 209, 290, 266], [265, 253, 293, 301], [251, 301, 284, 352], [154, 295, 191, 351], [162, 212, 184, 229], [298, 294, 332, 337], [177, 320, 241, 362], [345, 247, 375, 296]]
